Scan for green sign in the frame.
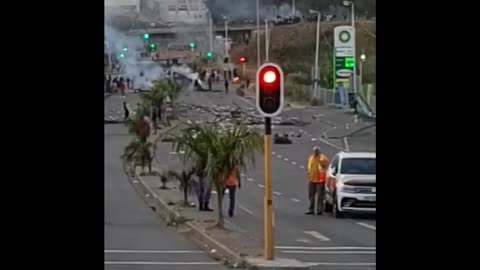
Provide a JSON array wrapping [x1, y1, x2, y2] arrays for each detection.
[[345, 57, 355, 68]]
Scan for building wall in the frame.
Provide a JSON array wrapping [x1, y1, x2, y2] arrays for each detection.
[[155, 0, 208, 24], [105, 0, 140, 12]]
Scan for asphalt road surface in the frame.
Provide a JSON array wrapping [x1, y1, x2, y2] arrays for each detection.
[[158, 89, 376, 270], [104, 94, 227, 270]]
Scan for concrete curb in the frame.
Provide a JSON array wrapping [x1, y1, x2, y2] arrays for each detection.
[[133, 170, 248, 268]]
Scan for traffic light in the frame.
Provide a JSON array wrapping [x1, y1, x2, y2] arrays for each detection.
[[189, 42, 196, 49], [239, 56, 247, 63], [122, 47, 128, 52], [143, 33, 150, 40], [149, 43, 156, 51], [256, 63, 284, 117], [206, 51, 213, 58], [119, 53, 125, 59]]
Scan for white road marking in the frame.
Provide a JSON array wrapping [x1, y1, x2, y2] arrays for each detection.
[[305, 262, 376, 267], [273, 191, 283, 196], [240, 173, 246, 177], [211, 190, 217, 194], [291, 161, 297, 165], [105, 262, 220, 265], [343, 137, 350, 151], [275, 246, 375, 250], [257, 184, 265, 189], [247, 178, 255, 182], [239, 205, 255, 215], [303, 231, 331, 241], [277, 155, 282, 158], [272, 151, 276, 155], [296, 238, 311, 243], [105, 250, 203, 254], [299, 165, 305, 169], [290, 198, 300, 202], [284, 158, 289, 162], [357, 222, 376, 231], [282, 251, 376, 254]]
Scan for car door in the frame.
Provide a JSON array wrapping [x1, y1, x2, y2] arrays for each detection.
[[325, 155, 340, 203]]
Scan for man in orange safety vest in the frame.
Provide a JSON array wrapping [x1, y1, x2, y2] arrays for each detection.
[[305, 146, 329, 215]]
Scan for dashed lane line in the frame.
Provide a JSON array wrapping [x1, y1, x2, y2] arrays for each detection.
[[291, 161, 297, 165], [299, 165, 305, 169], [284, 158, 289, 162], [257, 184, 265, 189], [357, 222, 376, 231], [303, 231, 331, 241], [290, 198, 300, 203], [239, 204, 255, 215], [273, 191, 283, 196], [277, 155, 282, 158], [247, 177, 255, 182]]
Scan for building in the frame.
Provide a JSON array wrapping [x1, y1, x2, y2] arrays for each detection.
[[105, 0, 140, 13], [156, 0, 208, 25]]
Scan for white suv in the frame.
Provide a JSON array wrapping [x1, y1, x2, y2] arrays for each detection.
[[324, 152, 376, 218]]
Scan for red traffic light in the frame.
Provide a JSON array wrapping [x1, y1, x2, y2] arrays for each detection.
[[256, 63, 284, 117], [239, 56, 247, 63]]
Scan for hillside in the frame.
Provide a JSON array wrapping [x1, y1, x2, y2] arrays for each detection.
[[230, 20, 376, 89]]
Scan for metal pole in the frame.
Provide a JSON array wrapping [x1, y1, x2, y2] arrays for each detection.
[[265, 20, 269, 62], [209, 14, 213, 53], [351, 3, 357, 97], [292, 0, 295, 15], [224, 18, 229, 58], [360, 60, 363, 95], [264, 117, 274, 260], [313, 12, 320, 99], [256, 0, 261, 68]]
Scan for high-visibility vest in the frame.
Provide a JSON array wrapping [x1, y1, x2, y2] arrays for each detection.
[[307, 154, 329, 183], [225, 165, 239, 186]]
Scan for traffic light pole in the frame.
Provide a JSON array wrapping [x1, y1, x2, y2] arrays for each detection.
[[264, 117, 274, 260]]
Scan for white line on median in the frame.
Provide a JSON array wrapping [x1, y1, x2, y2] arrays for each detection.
[[299, 165, 305, 169], [275, 246, 376, 250], [247, 178, 254, 182], [284, 158, 289, 162], [290, 198, 300, 202], [105, 262, 220, 265], [277, 155, 282, 158], [273, 191, 283, 196], [272, 151, 276, 155], [282, 251, 376, 254], [343, 137, 350, 151], [105, 250, 203, 254], [291, 161, 297, 165], [239, 204, 255, 215], [303, 231, 331, 241], [257, 184, 265, 189], [357, 222, 376, 231]]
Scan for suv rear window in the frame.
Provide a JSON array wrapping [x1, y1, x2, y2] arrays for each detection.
[[340, 158, 376, 175]]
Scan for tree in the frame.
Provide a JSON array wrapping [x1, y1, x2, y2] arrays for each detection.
[[172, 122, 263, 228], [140, 79, 175, 124], [167, 169, 196, 206], [123, 138, 154, 175]]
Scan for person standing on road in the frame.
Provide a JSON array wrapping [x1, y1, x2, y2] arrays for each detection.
[[224, 79, 229, 94], [194, 169, 213, 212], [119, 77, 126, 97], [305, 146, 329, 215], [224, 164, 241, 217], [123, 101, 130, 121]]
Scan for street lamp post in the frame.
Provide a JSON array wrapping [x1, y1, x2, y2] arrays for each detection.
[[343, 1, 357, 99], [224, 16, 229, 59], [360, 54, 366, 93], [265, 19, 269, 62], [309, 9, 321, 100]]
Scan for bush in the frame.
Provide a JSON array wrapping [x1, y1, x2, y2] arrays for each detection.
[[285, 73, 309, 101]]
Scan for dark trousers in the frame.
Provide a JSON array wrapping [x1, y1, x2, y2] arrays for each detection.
[[195, 178, 211, 210], [224, 185, 237, 215], [308, 182, 325, 212]]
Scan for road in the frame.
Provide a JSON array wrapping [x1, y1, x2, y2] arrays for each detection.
[[104, 94, 227, 270], [159, 89, 376, 270]]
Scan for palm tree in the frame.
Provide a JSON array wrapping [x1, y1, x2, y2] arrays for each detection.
[[141, 79, 175, 123], [127, 105, 151, 142], [123, 138, 154, 175], [172, 122, 263, 228], [167, 169, 196, 206]]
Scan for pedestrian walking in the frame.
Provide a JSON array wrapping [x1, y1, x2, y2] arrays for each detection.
[[208, 75, 213, 91], [305, 146, 329, 215], [123, 101, 130, 121], [126, 77, 131, 89], [194, 170, 213, 211], [224, 165, 241, 217], [151, 106, 159, 135], [119, 77, 126, 97], [246, 78, 250, 89], [224, 79, 229, 94]]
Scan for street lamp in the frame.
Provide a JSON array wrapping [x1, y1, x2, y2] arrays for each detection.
[[343, 0, 357, 102], [223, 16, 229, 59], [265, 19, 270, 62], [309, 9, 321, 101], [256, 0, 260, 68]]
